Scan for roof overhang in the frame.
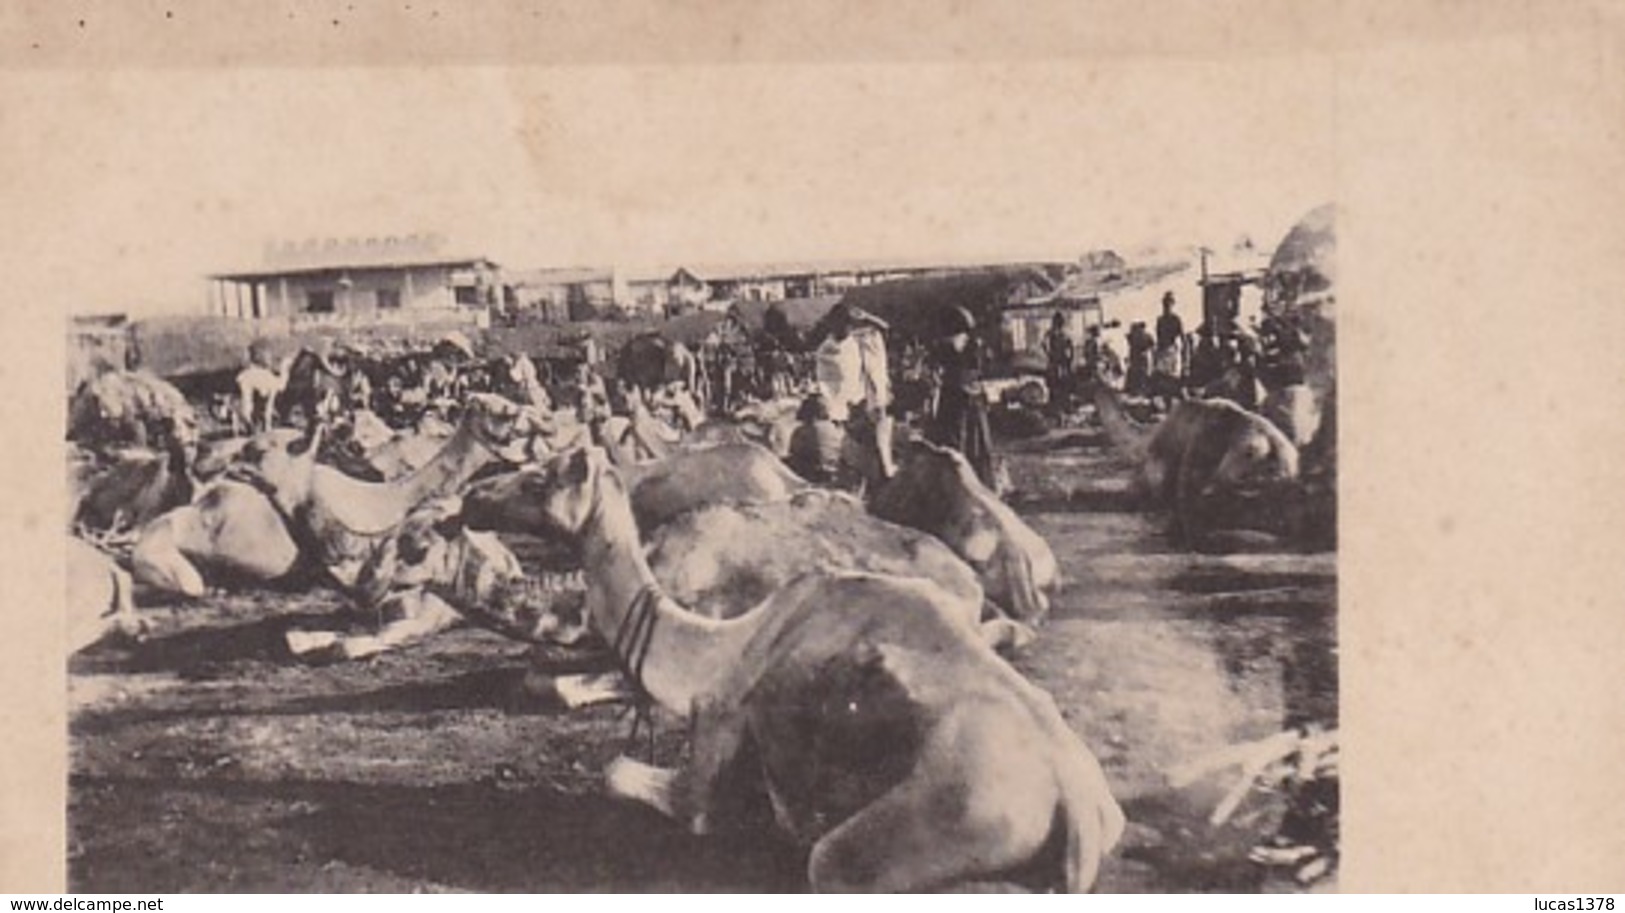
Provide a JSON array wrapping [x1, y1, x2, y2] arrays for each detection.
[[209, 256, 498, 283]]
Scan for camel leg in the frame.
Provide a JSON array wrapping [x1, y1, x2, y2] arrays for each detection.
[[286, 590, 462, 661], [340, 590, 463, 659], [1174, 434, 1232, 545], [978, 616, 1038, 653], [129, 514, 207, 598], [874, 413, 897, 479], [604, 694, 753, 835], [520, 669, 636, 708], [805, 745, 1053, 893], [604, 756, 681, 819]]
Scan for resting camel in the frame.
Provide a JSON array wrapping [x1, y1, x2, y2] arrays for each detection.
[[621, 440, 808, 531], [343, 464, 1028, 666], [73, 429, 196, 534], [335, 434, 1050, 660], [616, 439, 1056, 627], [68, 369, 199, 455], [590, 393, 676, 468], [68, 537, 145, 653], [868, 439, 1059, 624], [130, 478, 304, 598], [454, 476, 1028, 651], [132, 395, 540, 601], [233, 392, 542, 591], [129, 428, 317, 597], [285, 494, 583, 662], [1092, 384, 1299, 547], [456, 447, 1124, 892], [683, 397, 801, 457]]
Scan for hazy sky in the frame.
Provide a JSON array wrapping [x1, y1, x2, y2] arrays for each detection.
[[5, 60, 1336, 317]]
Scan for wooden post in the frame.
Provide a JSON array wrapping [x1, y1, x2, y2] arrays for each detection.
[[278, 276, 290, 318]]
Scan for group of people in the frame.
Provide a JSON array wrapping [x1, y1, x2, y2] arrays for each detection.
[[695, 321, 818, 415], [222, 301, 1018, 501], [233, 335, 562, 438], [786, 302, 999, 492], [1118, 291, 1312, 411], [1042, 312, 1125, 413]]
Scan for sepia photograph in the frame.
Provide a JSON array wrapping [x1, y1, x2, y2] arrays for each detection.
[[49, 58, 1341, 893], [13, 0, 1625, 898]]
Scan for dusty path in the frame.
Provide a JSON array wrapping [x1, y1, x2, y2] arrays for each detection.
[[70, 426, 1335, 892]]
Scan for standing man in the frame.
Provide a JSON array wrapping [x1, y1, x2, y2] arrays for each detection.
[[236, 340, 285, 434], [1153, 291, 1188, 410], [1081, 324, 1104, 383], [927, 305, 996, 489], [811, 302, 897, 480], [1125, 321, 1154, 397], [1043, 311, 1075, 410]]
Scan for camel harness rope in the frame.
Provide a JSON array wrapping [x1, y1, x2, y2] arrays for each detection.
[[612, 582, 662, 760]]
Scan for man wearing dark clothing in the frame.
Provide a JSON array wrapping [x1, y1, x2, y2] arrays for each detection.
[[1043, 313, 1075, 381], [1260, 312, 1310, 387], [1081, 325, 1104, 382], [1152, 291, 1187, 409], [928, 306, 997, 489], [1042, 312, 1075, 413], [1126, 321, 1155, 397], [1187, 325, 1225, 393], [786, 393, 849, 487]]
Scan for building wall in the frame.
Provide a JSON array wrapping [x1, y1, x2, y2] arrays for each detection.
[[250, 265, 464, 319], [623, 279, 670, 312], [578, 279, 616, 309], [1002, 303, 1102, 357], [734, 279, 788, 302]]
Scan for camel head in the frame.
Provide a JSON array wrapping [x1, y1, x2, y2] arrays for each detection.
[[354, 495, 468, 601], [460, 446, 615, 542], [356, 494, 592, 645], [876, 439, 1059, 623], [457, 448, 617, 646], [1208, 420, 1300, 501], [461, 392, 551, 464], [225, 425, 325, 513]]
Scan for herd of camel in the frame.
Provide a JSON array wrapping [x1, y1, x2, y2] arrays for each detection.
[[67, 363, 1336, 892]]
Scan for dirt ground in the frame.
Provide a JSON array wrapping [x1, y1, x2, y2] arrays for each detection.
[[68, 424, 1337, 893]]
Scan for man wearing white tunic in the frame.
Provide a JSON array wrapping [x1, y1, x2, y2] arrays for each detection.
[[812, 303, 896, 480], [235, 342, 286, 433]]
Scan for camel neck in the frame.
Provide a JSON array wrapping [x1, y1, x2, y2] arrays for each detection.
[[578, 471, 755, 714], [397, 421, 491, 503], [1093, 385, 1150, 455]]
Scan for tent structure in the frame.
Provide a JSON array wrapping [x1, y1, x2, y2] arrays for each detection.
[[1266, 203, 1338, 399], [834, 267, 1059, 352], [656, 309, 728, 347], [1266, 203, 1337, 314], [725, 296, 843, 340]]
